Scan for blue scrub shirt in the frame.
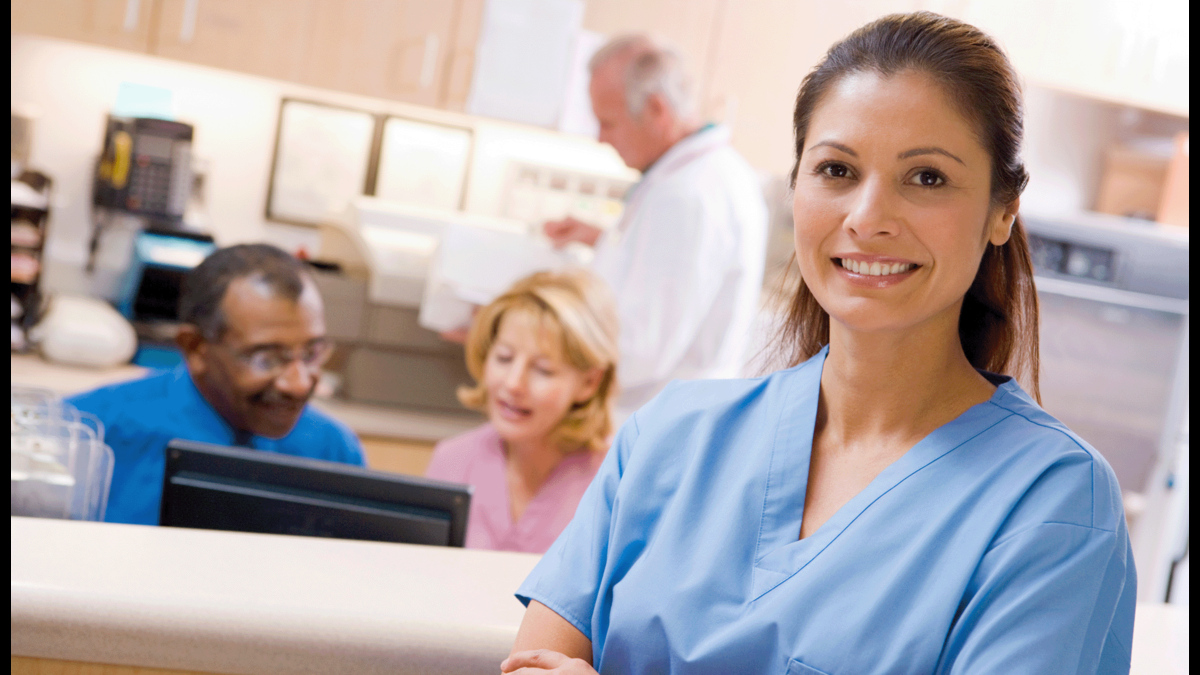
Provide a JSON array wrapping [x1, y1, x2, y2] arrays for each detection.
[[67, 365, 365, 525], [517, 347, 1135, 674]]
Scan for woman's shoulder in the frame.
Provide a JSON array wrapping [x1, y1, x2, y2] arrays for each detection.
[[632, 359, 819, 433], [983, 381, 1126, 533], [988, 380, 1106, 461], [426, 423, 503, 480]]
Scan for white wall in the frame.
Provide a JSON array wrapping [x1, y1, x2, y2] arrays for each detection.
[[11, 34, 631, 295]]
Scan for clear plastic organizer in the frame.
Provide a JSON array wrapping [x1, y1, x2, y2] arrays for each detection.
[[11, 386, 114, 521]]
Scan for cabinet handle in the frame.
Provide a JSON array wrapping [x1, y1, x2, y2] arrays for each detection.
[[420, 34, 440, 89], [181, 0, 200, 43], [123, 0, 140, 32]]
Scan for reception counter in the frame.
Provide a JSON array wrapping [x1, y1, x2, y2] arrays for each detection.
[[10, 516, 540, 675]]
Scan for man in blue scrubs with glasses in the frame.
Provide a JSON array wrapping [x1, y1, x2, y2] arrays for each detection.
[[69, 244, 365, 525]]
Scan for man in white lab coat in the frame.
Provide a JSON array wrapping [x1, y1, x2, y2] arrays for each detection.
[[545, 34, 768, 417]]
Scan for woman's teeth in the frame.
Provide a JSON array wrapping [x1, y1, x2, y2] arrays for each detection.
[[839, 259, 916, 276]]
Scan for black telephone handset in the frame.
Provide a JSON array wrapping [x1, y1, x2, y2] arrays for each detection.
[[94, 116, 194, 219]]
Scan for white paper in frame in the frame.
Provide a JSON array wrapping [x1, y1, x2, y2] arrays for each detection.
[[375, 117, 473, 212], [267, 99, 375, 226]]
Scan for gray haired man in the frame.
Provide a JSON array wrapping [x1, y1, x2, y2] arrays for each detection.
[[544, 34, 769, 417]]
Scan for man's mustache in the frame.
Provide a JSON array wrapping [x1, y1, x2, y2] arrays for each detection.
[[252, 383, 315, 407]]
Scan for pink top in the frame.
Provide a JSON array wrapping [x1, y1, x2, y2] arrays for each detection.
[[425, 424, 605, 554]]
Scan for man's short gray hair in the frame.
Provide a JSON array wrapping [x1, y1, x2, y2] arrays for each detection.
[[589, 34, 696, 120], [179, 243, 313, 341]]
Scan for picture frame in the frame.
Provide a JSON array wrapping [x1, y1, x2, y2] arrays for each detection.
[[374, 116, 474, 212], [265, 99, 379, 227]]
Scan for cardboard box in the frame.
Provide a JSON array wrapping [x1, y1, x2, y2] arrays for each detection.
[[1156, 133, 1189, 228], [1095, 144, 1169, 220]]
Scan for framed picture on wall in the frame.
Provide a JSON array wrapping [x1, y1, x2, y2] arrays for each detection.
[[374, 116, 473, 212], [265, 99, 378, 226]]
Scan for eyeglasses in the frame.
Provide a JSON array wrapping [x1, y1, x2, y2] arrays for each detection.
[[222, 339, 333, 379]]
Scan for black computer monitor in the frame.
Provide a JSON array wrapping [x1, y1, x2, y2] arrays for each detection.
[[160, 439, 471, 547]]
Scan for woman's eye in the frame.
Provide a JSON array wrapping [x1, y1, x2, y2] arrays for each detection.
[[816, 162, 851, 179], [910, 169, 946, 187]]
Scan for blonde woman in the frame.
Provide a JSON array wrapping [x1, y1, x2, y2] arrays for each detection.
[[425, 269, 619, 553]]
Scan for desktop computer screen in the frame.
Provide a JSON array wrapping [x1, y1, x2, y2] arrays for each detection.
[[160, 439, 471, 547]]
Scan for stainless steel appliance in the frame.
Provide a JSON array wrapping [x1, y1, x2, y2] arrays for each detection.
[[1023, 211, 1188, 601]]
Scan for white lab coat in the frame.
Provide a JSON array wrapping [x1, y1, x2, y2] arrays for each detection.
[[592, 124, 768, 417]]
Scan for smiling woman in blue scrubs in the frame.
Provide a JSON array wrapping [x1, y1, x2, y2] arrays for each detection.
[[501, 12, 1135, 675]]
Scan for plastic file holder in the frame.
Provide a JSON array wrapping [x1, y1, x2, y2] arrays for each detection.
[[11, 386, 114, 521]]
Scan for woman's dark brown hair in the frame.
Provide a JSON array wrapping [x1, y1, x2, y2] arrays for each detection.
[[779, 11, 1040, 401]]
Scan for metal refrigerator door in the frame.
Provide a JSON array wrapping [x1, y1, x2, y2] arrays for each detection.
[[1036, 289, 1186, 494]]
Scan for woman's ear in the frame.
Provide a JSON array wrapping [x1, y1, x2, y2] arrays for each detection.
[[574, 367, 606, 405], [988, 198, 1019, 247]]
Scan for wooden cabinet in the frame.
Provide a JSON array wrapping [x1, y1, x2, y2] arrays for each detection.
[[952, 0, 1189, 117], [580, 0, 723, 115], [152, 0, 314, 82], [300, 0, 458, 107], [440, 0, 486, 111], [14, 0, 1186, 126], [11, 0, 156, 52], [704, 0, 918, 173]]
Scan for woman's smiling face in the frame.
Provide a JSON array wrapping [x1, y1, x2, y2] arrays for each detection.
[[792, 69, 1017, 336]]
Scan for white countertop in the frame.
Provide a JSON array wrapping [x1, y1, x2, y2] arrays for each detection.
[[10, 515, 1189, 674], [11, 516, 540, 675], [9, 353, 480, 442]]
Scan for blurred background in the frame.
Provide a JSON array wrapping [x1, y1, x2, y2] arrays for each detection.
[[9, 0, 1189, 636]]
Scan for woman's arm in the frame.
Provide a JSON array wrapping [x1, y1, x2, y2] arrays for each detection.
[[508, 600, 593, 663]]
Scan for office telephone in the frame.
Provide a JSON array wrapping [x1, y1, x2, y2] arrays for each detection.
[[94, 116, 193, 219]]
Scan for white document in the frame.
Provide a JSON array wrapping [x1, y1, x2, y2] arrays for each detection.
[[374, 118, 472, 211], [465, 0, 585, 128], [418, 220, 577, 331], [268, 101, 374, 225]]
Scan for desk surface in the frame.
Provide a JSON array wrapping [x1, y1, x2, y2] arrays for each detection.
[[9, 353, 480, 442], [11, 516, 540, 675]]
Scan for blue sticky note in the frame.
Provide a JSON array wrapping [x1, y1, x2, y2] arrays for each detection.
[[113, 82, 175, 120]]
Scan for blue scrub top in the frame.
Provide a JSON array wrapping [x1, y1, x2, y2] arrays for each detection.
[[517, 347, 1135, 674], [67, 365, 366, 525]]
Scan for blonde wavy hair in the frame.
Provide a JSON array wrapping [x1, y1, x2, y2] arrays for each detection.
[[457, 269, 620, 453]]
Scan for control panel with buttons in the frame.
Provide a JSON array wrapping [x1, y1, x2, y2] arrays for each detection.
[[1028, 233, 1117, 284]]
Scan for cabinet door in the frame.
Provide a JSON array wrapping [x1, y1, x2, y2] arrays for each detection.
[[440, 0, 486, 111], [957, 0, 1188, 117], [301, 0, 457, 107], [12, 0, 155, 52], [153, 0, 314, 81], [441, 0, 722, 114], [705, 0, 918, 173], [581, 0, 723, 109]]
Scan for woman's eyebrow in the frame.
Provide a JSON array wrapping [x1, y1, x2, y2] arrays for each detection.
[[808, 140, 857, 156], [898, 146, 965, 166]]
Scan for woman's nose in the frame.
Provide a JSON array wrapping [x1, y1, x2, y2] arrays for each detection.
[[502, 363, 529, 392], [843, 177, 900, 239]]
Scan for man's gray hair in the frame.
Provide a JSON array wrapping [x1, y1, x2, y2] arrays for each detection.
[[179, 243, 313, 341], [589, 34, 696, 120]]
